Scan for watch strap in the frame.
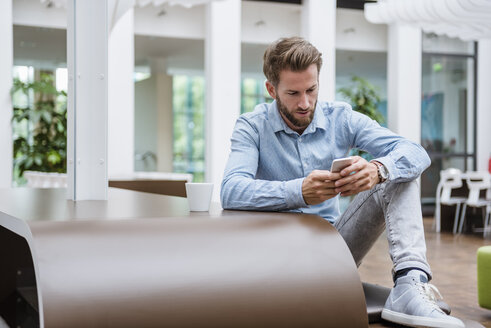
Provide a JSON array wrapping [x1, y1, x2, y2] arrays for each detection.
[[371, 161, 388, 183]]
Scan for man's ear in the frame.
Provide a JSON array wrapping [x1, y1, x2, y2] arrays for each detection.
[[265, 81, 276, 100]]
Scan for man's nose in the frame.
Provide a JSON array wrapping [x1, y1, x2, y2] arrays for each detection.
[[298, 93, 310, 109]]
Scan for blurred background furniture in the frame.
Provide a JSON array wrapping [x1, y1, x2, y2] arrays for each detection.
[[485, 204, 491, 237], [434, 168, 467, 233], [108, 171, 193, 197], [458, 171, 491, 234], [24, 170, 193, 198]]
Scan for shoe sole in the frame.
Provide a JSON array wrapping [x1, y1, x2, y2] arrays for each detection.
[[381, 309, 464, 328]]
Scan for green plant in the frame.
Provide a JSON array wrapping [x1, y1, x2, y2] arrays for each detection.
[[338, 75, 385, 124], [11, 73, 67, 184], [337, 76, 385, 159]]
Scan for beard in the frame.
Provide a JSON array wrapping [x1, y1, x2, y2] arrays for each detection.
[[276, 96, 316, 130]]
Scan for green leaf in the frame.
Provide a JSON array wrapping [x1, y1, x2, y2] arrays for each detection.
[[41, 110, 52, 124], [25, 157, 34, 169], [47, 151, 61, 165], [34, 155, 43, 166], [337, 75, 384, 125]]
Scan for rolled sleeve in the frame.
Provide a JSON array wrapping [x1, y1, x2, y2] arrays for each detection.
[[370, 138, 431, 182], [372, 156, 396, 181]]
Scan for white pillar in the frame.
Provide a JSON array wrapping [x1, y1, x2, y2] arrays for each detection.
[[108, 8, 134, 177], [387, 24, 422, 143], [205, 0, 241, 201], [302, 0, 336, 102], [67, 0, 108, 200], [476, 39, 491, 172], [0, 0, 13, 188]]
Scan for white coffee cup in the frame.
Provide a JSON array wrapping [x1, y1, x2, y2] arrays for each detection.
[[185, 183, 214, 211]]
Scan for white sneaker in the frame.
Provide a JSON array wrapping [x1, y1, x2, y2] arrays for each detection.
[[382, 270, 464, 328]]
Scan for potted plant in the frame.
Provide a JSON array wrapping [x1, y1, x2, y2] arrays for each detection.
[[337, 75, 385, 159], [11, 72, 67, 185]]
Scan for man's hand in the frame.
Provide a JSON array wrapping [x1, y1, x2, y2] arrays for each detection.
[[334, 156, 379, 197], [302, 170, 341, 205]]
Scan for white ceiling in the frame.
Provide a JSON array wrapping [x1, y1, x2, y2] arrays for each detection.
[[13, 24, 387, 80], [12, 25, 270, 75], [13, 25, 66, 68]]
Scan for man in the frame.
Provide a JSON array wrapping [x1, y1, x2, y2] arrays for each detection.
[[221, 37, 464, 328]]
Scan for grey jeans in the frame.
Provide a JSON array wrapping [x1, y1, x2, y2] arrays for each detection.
[[333, 179, 432, 280]]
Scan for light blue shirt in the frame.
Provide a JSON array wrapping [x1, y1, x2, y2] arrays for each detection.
[[220, 100, 431, 222]]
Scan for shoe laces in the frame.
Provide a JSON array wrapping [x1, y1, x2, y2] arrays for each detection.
[[416, 281, 445, 313]]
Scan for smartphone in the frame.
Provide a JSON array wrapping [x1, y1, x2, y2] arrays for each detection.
[[330, 157, 354, 173]]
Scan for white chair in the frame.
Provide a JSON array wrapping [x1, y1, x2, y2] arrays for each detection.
[[485, 204, 491, 237], [434, 168, 467, 233], [458, 171, 491, 234]]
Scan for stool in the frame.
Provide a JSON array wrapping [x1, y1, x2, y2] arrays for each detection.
[[477, 245, 491, 309]]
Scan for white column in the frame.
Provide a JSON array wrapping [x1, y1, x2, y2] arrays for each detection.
[[476, 39, 491, 171], [205, 0, 241, 201], [108, 8, 134, 177], [387, 24, 422, 143], [67, 0, 108, 200], [0, 0, 13, 188], [302, 0, 336, 102]]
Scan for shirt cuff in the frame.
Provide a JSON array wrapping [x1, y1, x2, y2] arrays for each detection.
[[371, 156, 394, 181], [284, 178, 308, 209]]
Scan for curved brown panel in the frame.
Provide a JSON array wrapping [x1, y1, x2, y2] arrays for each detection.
[[28, 214, 367, 328], [0, 189, 368, 327]]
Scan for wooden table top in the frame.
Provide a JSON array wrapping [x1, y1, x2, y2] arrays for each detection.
[[0, 187, 228, 222]]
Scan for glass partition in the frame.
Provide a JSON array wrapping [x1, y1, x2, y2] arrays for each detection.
[[172, 75, 205, 182], [420, 34, 476, 203]]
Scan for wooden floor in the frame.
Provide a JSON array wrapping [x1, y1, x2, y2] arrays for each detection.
[[360, 217, 491, 327]]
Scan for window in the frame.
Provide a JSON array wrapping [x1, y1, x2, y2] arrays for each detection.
[[11, 66, 68, 186], [420, 34, 477, 204], [241, 77, 272, 114], [171, 76, 271, 182], [172, 75, 205, 182], [336, 49, 388, 125]]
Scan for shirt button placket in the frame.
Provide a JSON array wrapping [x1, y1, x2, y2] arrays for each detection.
[[298, 137, 307, 174]]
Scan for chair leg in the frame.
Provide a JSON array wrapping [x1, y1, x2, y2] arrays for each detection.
[[483, 209, 487, 237], [453, 203, 461, 234], [485, 209, 491, 237], [435, 203, 441, 232], [459, 204, 467, 234], [483, 207, 491, 237]]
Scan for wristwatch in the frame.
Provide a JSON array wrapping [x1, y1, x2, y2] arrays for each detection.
[[371, 161, 389, 183]]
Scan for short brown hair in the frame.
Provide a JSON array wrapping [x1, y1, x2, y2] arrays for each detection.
[[263, 37, 323, 86]]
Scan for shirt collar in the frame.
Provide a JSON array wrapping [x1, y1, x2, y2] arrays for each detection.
[[268, 100, 326, 135]]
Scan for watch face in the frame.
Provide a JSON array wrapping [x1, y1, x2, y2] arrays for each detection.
[[379, 165, 389, 180]]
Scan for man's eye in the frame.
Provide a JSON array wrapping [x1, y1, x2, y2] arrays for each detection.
[[288, 92, 297, 96]]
